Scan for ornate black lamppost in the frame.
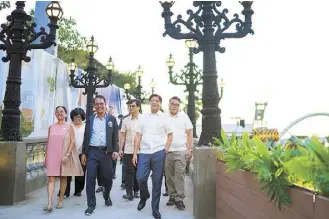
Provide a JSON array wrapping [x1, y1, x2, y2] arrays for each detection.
[[123, 65, 144, 101], [160, 1, 254, 145], [0, 1, 63, 141], [167, 39, 202, 138], [150, 79, 156, 95], [69, 36, 114, 123]]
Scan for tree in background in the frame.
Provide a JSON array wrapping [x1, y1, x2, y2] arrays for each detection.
[[56, 15, 136, 89], [0, 1, 10, 10]]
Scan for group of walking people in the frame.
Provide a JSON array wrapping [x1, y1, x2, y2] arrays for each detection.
[[44, 93, 193, 219]]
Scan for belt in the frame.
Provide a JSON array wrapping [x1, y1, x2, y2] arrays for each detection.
[[89, 146, 107, 151]]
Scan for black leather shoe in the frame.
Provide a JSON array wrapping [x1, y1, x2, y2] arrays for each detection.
[[105, 197, 112, 206], [122, 193, 134, 201], [96, 186, 103, 193], [74, 192, 81, 197], [166, 197, 175, 206], [103, 189, 112, 206], [175, 200, 185, 210], [137, 199, 146, 211], [152, 210, 161, 219], [85, 206, 95, 216]]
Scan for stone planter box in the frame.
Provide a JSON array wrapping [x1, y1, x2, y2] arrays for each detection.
[[216, 159, 329, 219]]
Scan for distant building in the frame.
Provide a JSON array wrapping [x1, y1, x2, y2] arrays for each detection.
[[222, 124, 253, 137]]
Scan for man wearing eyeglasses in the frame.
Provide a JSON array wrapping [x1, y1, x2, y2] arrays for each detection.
[[81, 95, 119, 216], [165, 96, 193, 210], [119, 99, 141, 201]]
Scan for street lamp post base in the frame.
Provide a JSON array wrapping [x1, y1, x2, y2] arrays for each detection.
[[0, 114, 22, 142], [0, 141, 26, 205], [193, 146, 218, 219], [198, 111, 222, 146]]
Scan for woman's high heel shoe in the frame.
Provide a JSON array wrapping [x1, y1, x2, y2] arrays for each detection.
[[56, 203, 64, 209], [43, 206, 53, 213]]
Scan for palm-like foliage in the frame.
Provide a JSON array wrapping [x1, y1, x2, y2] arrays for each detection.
[[285, 137, 329, 195], [214, 130, 329, 210]]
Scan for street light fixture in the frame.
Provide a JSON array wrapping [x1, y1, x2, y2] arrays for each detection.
[[185, 39, 198, 49], [68, 58, 77, 73], [69, 36, 113, 130], [136, 65, 143, 77], [166, 54, 175, 68], [45, 1, 64, 19], [150, 79, 156, 94], [0, 1, 63, 141], [105, 57, 114, 71], [124, 83, 131, 100], [124, 66, 145, 101], [135, 65, 143, 100], [86, 36, 98, 53], [166, 39, 202, 138], [160, 1, 254, 145]]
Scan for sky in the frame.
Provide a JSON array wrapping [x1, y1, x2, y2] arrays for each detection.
[[1, 1, 329, 137]]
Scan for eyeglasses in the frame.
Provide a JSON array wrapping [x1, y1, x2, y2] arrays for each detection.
[[170, 103, 180, 107], [95, 103, 105, 106], [73, 115, 81, 120]]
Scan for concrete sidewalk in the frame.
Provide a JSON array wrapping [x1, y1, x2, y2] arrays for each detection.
[[0, 163, 194, 219]]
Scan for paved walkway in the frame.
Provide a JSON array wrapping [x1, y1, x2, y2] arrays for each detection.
[[0, 164, 194, 219]]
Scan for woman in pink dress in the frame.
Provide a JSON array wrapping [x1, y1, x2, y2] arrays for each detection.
[[44, 106, 83, 212]]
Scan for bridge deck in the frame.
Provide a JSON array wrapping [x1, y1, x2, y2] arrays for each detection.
[[0, 164, 194, 219]]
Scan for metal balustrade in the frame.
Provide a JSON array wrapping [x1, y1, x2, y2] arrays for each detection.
[[24, 137, 48, 193]]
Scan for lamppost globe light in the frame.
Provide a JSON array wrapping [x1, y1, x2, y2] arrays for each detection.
[[220, 78, 225, 88], [68, 59, 77, 72], [185, 39, 198, 49], [105, 57, 114, 71], [86, 36, 98, 53], [136, 65, 143, 77], [150, 79, 156, 88], [166, 54, 175, 68], [45, 1, 63, 19], [124, 83, 131, 90]]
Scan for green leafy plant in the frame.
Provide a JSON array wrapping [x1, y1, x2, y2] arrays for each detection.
[[214, 130, 309, 210], [246, 140, 294, 209], [225, 132, 253, 172], [285, 137, 329, 195]]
